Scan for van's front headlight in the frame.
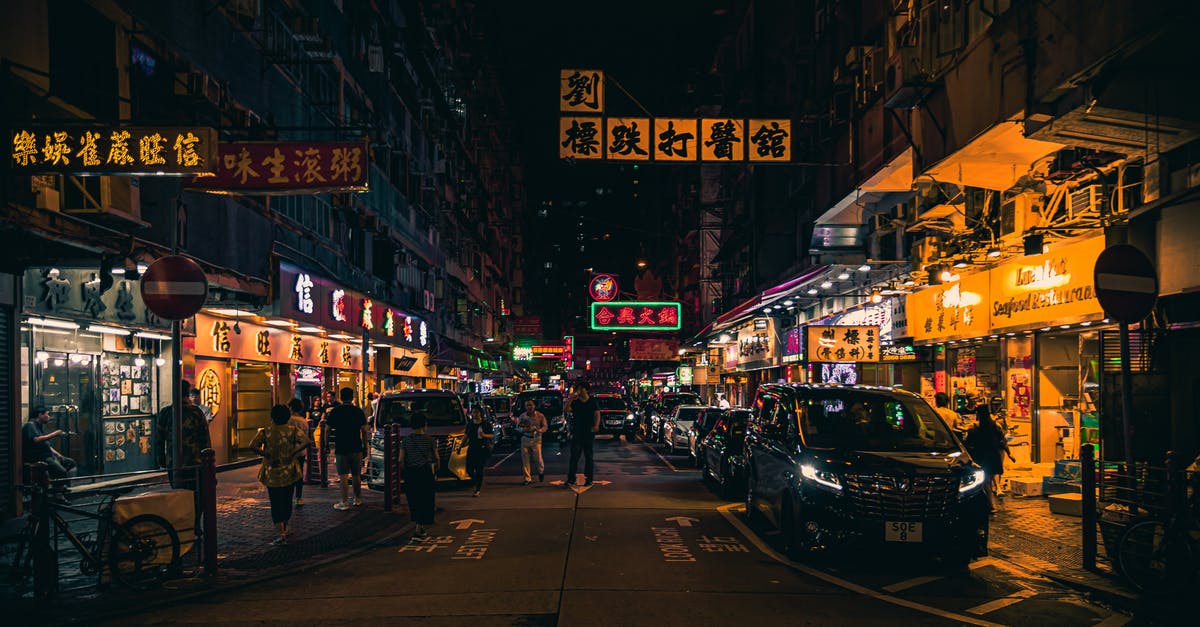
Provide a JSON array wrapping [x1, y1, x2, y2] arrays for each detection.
[[960, 467, 987, 494], [800, 464, 843, 492]]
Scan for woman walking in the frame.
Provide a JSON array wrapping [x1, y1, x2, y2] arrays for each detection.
[[399, 412, 440, 539], [250, 404, 311, 545], [965, 404, 1015, 513], [287, 398, 311, 507], [465, 406, 495, 497]]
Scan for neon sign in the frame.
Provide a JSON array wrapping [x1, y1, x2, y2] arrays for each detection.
[[360, 298, 374, 330], [590, 301, 681, 331], [513, 346, 533, 361], [383, 309, 395, 337], [331, 289, 347, 322], [588, 274, 619, 302], [419, 321, 428, 347], [295, 273, 314, 314]]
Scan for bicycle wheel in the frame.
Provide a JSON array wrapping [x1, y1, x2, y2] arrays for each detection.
[[1117, 518, 1196, 593], [107, 514, 180, 589]]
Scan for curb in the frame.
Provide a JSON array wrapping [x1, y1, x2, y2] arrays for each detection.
[[987, 547, 1138, 613], [49, 518, 416, 626]]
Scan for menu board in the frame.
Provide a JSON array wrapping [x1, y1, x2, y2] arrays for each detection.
[[102, 416, 156, 473], [100, 353, 153, 417]]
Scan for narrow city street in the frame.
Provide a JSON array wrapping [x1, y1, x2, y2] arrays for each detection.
[[104, 437, 1128, 627]]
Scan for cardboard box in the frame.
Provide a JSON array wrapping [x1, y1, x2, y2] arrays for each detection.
[[1048, 492, 1083, 517], [1054, 459, 1082, 480], [1042, 476, 1082, 496], [1009, 477, 1044, 497]]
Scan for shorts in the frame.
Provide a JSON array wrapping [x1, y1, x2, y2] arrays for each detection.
[[335, 451, 363, 475]]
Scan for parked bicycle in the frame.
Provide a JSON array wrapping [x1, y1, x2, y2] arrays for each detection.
[[1115, 468, 1199, 593], [6, 483, 181, 592]]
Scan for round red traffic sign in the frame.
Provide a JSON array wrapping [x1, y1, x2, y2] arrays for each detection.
[[139, 255, 208, 320], [1093, 244, 1158, 324]]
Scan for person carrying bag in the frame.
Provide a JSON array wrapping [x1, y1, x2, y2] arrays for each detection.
[[398, 412, 440, 539]]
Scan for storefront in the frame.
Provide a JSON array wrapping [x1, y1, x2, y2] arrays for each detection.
[[734, 318, 781, 405], [908, 235, 1107, 464], [19, 266, 174, 476]]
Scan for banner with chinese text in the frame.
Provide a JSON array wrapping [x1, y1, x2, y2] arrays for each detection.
[[590, 302, 681, 331], [188, 141, 369, 193], [629, 338, 680, 361], [560, 69, 604, 113], [560, 117, 790, 163], [806, 325, 879, 363], [10, 126, 216, 175]]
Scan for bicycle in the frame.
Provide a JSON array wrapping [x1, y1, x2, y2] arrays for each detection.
[[1115, 474, 1199, 594], [7, 483, 181, 592]]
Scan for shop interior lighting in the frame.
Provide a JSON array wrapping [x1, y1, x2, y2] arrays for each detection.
[[135, 331, 172, 340], [36, 328, 71, 336], [987, 246, 1002, 258], [205, 307, 256, 318], [134, 357, 147, 367], [35, 351, 50, 362], [783, 300, 794, 307], [1041, 327, 1052, 332], [53, 358, 64, 366], [28, 317, 80, 330], [939, 269, 955, 282], [869, 291, 882, 304], [155, 358, 166, 367], [136, 263, 149, 275], [1080, 321, 1092, 326], [1006, 332, 1016, 336], [952, 259, 971, 269], [262, 319, 297, 327], [1060, 324, 1071, 329], [820, 281, 833, 289], [87, 324, 131, 336], [858, 264, 871, 272], [295, 326, 325, 334], [111, 267, 125, 275], [717, 334, 732, 344], [837, 272, 851, 280], [328, 333, 355, 340]]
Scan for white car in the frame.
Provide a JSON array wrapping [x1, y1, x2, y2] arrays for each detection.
[[662, 405, 707, 456]]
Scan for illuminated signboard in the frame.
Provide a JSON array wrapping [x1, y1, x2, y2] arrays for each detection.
[[531, 345, 567, 359], [513, 346, 533, 361], [589, 274, 619, 302], [806, 325, 878, 363], [188, 141, 368, 193], [10, 126, 216, 175], [590, 301, 682, 331], [562, 335, 574, 364], [560, 69, 604, 113], [782, 328, 804, 364], [881, 344, 919, 362], [559, 116, 791, 163]]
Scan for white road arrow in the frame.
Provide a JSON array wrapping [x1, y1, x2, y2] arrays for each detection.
[[664, 516, 700, 527], [449, 519, 486, 530]]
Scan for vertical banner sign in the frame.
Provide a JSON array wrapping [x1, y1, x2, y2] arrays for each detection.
[[748, 119, 792, 162], [653, 119, 699, 162], [605, 118, 651, 161], [560, 69, 604, 113], [700, 118, 746, 161], [560, 117, 604, 160]]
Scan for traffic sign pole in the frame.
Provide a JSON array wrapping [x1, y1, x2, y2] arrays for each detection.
[[1118, 322, 1134, 475]]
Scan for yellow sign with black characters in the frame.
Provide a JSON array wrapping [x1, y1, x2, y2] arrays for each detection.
[[700, 118, 746, 161], [559, 117, 603, 160], [560, 69, 604, 113], [606, 118, 651, 161]]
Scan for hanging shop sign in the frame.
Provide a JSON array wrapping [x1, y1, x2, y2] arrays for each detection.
[[560, 117, 603, 160], [820, 302, 896, 343], [559, 116, 791, 163], [512, 316, 542, 337], [531, 344, 569, 359], [21, 267, 169, 329], [907, 271, 991, 343], [606, 118, 650, 160], [782, 327, 804, 364], [513, 346, 533, 361], [276, 262, 427, 351], [629, 338, 680, 361], [187, 141, 369, 193], [806, 325, 878, 363], [881, 344, 919, 362], [194, 313, 363, 370], [588, 274, 619, 302], [560, 69, 604, 113], [989, 235, 1106, 330], [10, 126, 216, 175], [294, 366, 323, 385], [678, 366, 693, 386], [590, 301, 681, 331]]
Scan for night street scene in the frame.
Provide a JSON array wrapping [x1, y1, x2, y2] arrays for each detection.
[[1, 0, 1199, 625]]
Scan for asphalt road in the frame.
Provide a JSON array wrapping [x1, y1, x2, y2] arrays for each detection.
[[105, 435, 1130, 626]]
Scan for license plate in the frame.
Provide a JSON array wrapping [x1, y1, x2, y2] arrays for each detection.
[[885, 522, 923, 543], [605, 420, 623, 426]]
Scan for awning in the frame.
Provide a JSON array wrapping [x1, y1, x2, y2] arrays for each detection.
[[923, 117, 1064, 191]]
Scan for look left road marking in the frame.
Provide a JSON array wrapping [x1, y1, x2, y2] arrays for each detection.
[[716, 503, 1005, 627]]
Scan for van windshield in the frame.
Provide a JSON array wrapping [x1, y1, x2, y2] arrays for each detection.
[[376, 396, 466, 428], [483, 397, 511, 413], [595, 397, 627, 411], [794, 391, 959, 453], [517, 393, 562, 416]]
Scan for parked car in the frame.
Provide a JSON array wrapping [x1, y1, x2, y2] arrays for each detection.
[[482, 394, 516, 447], [366, 389, 471, 490], [514, 389, 566, 440], [661, 405, 707, 455], [744, 384, 989, 565], [687, 407, 726, 466], [698, 409, 752, 499], [646, 392, 701, 441]]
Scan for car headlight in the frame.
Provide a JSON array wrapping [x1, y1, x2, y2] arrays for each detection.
[[960, 467, 987, 494], [625, 413, 635, 422], [800, 464, 843, 491]]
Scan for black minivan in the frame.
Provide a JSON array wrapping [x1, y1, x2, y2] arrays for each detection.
[[744, 384, 989, 565]]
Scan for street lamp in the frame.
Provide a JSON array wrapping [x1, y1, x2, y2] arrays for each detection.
[[636, 260, 647, 268]]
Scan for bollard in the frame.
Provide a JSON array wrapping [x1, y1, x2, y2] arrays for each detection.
[[29, 463, 56, 604], [384, 424, 395, 512], [318, 418, 330, 487], [199, 448, 218, 577], [304, 419, 320, 484], [1080, 443, 1097, 570]]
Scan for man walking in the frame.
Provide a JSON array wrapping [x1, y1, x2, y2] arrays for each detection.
[[517, 399, 547, 485], [566, 381, 600, 487], [325, 388, 369, 510], [22, 406, 76, 479]]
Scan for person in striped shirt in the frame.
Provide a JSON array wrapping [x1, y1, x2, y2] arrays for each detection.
[[399, 412, 440, 539]]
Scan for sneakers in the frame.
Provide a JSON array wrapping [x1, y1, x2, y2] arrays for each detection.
[[353, 498, 362, 507], [295, 498, 304, 507], [522, 480, 531, 486], [271, 537, 287, 546], [473, 490, 480, 497], [412, 526, 429, 540], [539, 473, 545, 482], [333, 501, 351, 511]]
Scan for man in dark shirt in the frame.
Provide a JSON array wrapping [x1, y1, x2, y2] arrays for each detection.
[[566, 381, 600, 487], [22, 406, 75, 479], [325, 387, 369, 510]]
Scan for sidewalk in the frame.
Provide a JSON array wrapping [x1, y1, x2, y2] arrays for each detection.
[[3, 463, 410, 622]]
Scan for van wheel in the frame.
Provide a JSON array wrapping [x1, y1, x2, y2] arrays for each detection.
[[781, 499, 809, 561], [745, 473, 763, 525]]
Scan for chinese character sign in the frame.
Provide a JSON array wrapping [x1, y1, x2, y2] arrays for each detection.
[[748, 119, 791, 162], [189, 141, 368, 192], [805, 325, 878, 363], [700, 118, 745, 161], [605, 118, 650, 161], [653, 119, 698, 162], [560, 69, 604, 112], [590, 301, 682, 331], [560, 117, 603, 159], [11, 126, 216, 175]]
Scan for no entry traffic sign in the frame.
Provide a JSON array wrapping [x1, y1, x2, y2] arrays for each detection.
[[1093, 244, 1158, 324], [140, 255, 209, 320]]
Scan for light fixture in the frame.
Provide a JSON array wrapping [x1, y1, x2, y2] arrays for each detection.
[[328, 333, 355, 340], [903, 278, 916, 286], [295, 326, 325, 334], [134, 357, 147, 367], [87, 324, 130, 336], [1040, 327, 1051, 332], [1006, 332, 1016, 337], [205, 307, 254, 318], [1060, 324, 1071, 329], [837, 272, 850, 280], [953, 259, 970, 269], [155, 357, 166, 367], [820, 281, 833, 289], [677, 349, 686, 356], [111, 267, 126, 276], [783, 300, 794, 307], [858, 264, 871, 272], [262, 319, 297, 327], [806, 288, 818, 295], [28, 317, 80, 330], [1080, 321, 1092, 326], [939, 269, 955, 282], [763, 306, 772, 313], [636, 260, 648, 268], [372, 343, 392, 349], [717, 334, 732, 343], [869, 291, 883, 304], [987, 246, 1002, 258], [135, 331, 172, 340], [136, 263, 149, 275], [53, 358, 64, 366]]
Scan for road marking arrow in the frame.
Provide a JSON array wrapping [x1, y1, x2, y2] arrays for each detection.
[[665, 516, 700, 527], [449, 519, 486, 530]]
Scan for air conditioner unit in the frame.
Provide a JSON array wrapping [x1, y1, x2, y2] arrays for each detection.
[[999, 192, 1040, 239], [1068, 185, 1104, 219], [36, 187, 60, 212], [884, 47, 923, 109], [62, 177, 141, 221], [368, 45, 384, 72], [861, 46, 886, 95]]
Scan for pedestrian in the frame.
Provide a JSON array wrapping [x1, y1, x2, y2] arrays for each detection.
[[565, 381, 600, 487], [287, 398, 311, 507], [22, 406, 76, 479], [517, 399, 547, 485], [465, 406, 494, 496], [366, 392, 380, 426], [324, 387, 369, 511], [249, 404, 310, 546], [399, 412, 439, 539], [154, 380, 212, 486], [190, 387, 213, 424], [964, 404, 1015, 513], [717, 394, 731, 410], [933, 392, 969, 432]]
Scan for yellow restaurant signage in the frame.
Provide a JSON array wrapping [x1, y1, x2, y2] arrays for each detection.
[[908, 271, 991, 343], [193, 313, 362, 370], [989, 235, 1105, 331], [805, 325, 879, 363]]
